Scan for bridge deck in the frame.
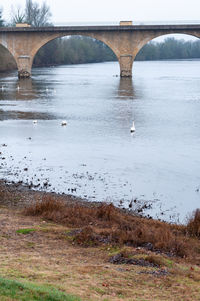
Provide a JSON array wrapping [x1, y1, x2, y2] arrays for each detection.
[[0, 24, 200, 32]]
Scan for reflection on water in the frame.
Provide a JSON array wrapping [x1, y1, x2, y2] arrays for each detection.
[[0, 110, 55, 121], [17, 78, 33, 90], [15, 78, 38, 101], [0, 76, 56, 120], [117, 78, 136, 99], [0, 61, 200, 223]]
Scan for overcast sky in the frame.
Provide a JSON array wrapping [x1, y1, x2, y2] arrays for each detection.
[[1, 0, 200, 24]]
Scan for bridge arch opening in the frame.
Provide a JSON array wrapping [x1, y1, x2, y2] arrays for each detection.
[[33, 35, 118, 70], [0, 44, 17, 73], [135, 33, 200, 62]]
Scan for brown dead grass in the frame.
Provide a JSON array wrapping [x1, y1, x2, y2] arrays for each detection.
[[186, 209, 200, 237], [1, 206, 200, 301], [0, 186, 10, 203], [24, 196, 200, 262]]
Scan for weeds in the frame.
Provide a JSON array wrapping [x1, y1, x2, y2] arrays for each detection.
[[16, 228, 36, 234], [0, 187, 9, 203], [24, 196, 200, 261], [186, 209, 200, 237], [145, 255, 172, 268], [0, 276, 80, 301]]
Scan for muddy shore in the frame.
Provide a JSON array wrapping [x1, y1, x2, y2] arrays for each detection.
[[0, 178, 100, 208], [0, 178, 149, 217]]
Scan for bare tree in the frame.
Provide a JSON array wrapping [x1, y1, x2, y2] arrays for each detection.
[[25, 0, 52, 27], [10, 0, 52, 27], [10, 6, 25, 25], [0, 8, 4, 27]]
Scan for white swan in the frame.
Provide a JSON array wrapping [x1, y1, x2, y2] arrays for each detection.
[[130, 121, 135, 133], [33, 120, 38, 124], [61, 120, 67, 126]]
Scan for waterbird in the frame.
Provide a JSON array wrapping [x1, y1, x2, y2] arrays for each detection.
[[33, 120, 38, 124], [61, 120, 67, 126], [1, 86, 5, 91], [130, 121, 135, 133], [17, 86, 20, 91]]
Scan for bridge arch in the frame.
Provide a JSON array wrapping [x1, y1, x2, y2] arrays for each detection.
[[0, 43, 17, 72], [28, 33, 119, 76], [132, 32, 200, 69]]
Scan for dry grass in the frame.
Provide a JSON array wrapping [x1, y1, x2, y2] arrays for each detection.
[[0, 186, 10, 203], [1, 206, 200, 301], [186, 209, 200, 237], [24, 196, 200, 262]]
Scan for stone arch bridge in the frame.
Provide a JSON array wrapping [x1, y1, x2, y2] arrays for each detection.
[[0, 24, 200, 78]]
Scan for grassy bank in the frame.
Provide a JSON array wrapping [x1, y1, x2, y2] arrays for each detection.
[[0, 182, 200, 300], [0, 276, 80, 300]]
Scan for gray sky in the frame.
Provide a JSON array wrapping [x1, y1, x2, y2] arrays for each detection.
[[1, 0, 200, 24]]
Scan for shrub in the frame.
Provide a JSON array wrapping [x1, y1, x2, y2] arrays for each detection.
[[186, 209, 200, 237], [24, 196, 199, 259]]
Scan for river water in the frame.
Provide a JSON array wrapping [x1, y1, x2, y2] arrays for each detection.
[[0, 60, 200, 222]]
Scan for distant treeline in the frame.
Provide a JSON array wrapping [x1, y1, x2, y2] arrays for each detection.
[[33, 36, 200, 67], [136, 38, 200, 60], [33, 36, 116, 66]]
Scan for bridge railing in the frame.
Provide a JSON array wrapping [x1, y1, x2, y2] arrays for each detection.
[[53, 20, 200, 27]]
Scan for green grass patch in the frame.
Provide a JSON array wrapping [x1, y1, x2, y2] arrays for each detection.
[[16, 228, 36, 234], [106, 246, 122, 256], [26, 242, 35, 248], [90, 286, 106, 296], [0, 276, 81, 301]]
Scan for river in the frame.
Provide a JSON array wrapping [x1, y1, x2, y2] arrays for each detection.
[[0, 60, 200, 222]]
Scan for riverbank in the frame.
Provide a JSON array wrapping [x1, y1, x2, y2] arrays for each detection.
[[0, 180, 200, 300]]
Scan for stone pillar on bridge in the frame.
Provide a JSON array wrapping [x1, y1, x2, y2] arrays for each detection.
[[119, 55, 134, 77], [16, 55, 32, 79]]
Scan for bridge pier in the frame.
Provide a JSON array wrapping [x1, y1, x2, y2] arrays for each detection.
[[17, 55, 32, 79], [119, 55, 134, 77], [18, 70, 31, 79]]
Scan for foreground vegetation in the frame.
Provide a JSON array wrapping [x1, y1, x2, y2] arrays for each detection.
[[24, 196, 200, 261], [0, 277, 80, 301], [0, 181, 200, 300]]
